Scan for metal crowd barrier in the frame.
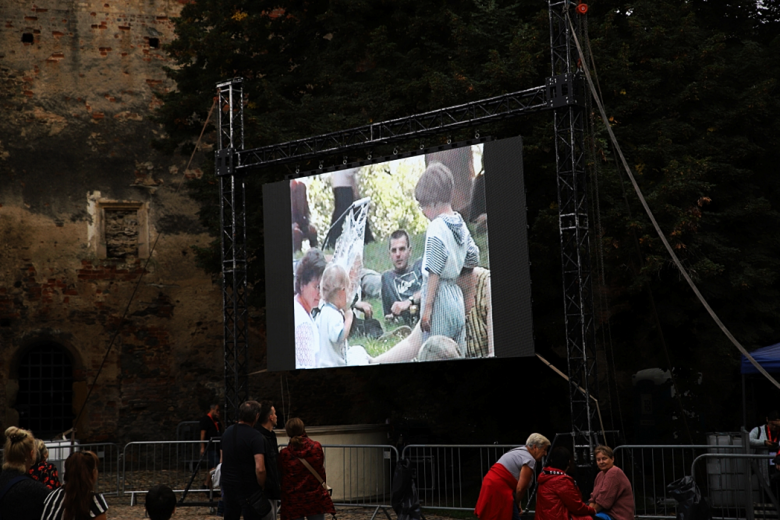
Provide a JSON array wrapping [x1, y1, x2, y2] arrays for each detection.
[[122, 439, 220, 496], [691, 453, 778, 520], [0, 442, 120, 496], [401, 444, 522, 511], [322, 444, 398, 515], [614, 444, 745, 520]]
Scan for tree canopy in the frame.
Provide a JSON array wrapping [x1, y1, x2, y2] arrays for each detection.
[[157, 0, 780, 440]]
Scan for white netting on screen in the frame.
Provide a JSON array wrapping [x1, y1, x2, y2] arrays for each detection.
[[331, 197, 370, 307]]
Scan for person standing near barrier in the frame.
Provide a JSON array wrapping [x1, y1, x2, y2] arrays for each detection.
[[0, 426, 51, 520], [41, 451, 109, 520], [221, 400, 268, 520], [588, 445, 634, 520], [749, 411, 780, 450], [279, 418, 335, 520], [535, 447, 595, 520], [474, 433, 550, 520], [256, 400, 281, 520], [200, 403, 223, 489]]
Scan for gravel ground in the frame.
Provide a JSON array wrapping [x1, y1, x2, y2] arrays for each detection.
[[105, 496, 467, 520]]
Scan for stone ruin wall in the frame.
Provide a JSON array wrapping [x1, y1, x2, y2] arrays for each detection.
[[0, 0, 247, 443]]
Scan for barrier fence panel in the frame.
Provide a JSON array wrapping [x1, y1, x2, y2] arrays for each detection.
[[692, 453, 778, 520], [78, 442, 121, 496], [122, 439, 220, 495], [614, 445, 745, 520], [401, 444, 521, 511], [319, 445, 398, 509]]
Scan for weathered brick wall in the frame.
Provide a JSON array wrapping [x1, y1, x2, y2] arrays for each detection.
[[0, 0, 236, 443]]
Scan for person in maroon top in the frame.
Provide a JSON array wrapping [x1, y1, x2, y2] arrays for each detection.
[[535, 447, 595, 520], [29, 439, 61, 490], [589, 446, 634, 520], [279, 418, 335, 520]]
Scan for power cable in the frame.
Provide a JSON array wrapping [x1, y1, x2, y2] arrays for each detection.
[[71, 98, 218, 437], [566, 15, 780, 390]]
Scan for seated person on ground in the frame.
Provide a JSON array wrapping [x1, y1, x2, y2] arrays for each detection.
[[381, 230, 422, 323]]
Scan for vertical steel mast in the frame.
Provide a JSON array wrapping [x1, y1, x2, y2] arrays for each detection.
[[216, 78, 249, 423], [548, 1, 599, 463]]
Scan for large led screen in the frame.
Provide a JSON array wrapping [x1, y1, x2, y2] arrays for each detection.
[[264, 136, 532, 371]]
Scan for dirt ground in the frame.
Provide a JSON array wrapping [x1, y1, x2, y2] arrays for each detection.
[[105, 496, 466, 520]]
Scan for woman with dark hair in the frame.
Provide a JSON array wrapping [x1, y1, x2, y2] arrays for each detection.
[[535, 447, 595, 520], [279, 418, 335, 520], [29, 438, 61, 490], [589, 446, 634, 520], [0, 427, 50, 520], [41, 451, 108, 520], [294, 248, 327, 368]]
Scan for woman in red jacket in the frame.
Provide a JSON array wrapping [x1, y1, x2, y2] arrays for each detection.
[[279, 418, 335, 520], [535, 447, 596, 520]]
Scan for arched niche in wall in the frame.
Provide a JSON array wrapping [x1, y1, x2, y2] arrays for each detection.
[[8, 336, 85, 439]]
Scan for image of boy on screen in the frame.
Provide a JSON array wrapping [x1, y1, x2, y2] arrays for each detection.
[[294, 248, 327, 369], [381, 229, 422, 322], [315, 263, 354, 367], [415, 162, 479, 353]]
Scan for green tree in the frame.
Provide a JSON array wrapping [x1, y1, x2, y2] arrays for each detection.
[[157, 0, 780, 439]]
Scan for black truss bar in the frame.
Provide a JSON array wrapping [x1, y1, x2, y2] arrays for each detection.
[[226, 85, 549, 173], [217, 78, 249, 424], [549, 0, 599, 464]]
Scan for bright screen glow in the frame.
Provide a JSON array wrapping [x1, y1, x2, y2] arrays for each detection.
[[264, 137, 533, 371]]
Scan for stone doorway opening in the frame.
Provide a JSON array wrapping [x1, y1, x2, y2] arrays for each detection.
[[16, 343, 75, 438]]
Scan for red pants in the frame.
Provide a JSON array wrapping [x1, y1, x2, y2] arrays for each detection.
[[475, 464, 518, 520]]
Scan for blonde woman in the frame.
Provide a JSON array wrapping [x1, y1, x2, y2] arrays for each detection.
[[0, 426, 51, 520]]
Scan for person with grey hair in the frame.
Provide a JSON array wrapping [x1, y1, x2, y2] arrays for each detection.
[[474, 433, 551, 520]]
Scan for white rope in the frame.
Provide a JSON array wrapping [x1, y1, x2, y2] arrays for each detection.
[[566, 15, 780, 390]]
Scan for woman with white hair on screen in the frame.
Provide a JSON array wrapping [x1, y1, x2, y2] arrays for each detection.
[[475, 433, 551, 520]]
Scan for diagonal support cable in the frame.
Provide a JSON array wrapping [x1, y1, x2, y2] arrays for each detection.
[[567, 16, 780, 390]]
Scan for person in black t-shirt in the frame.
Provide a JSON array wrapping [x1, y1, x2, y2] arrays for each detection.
[[255, 400, 281, 520], [221, 401, 266, 520], [199, 404, 222, 488]]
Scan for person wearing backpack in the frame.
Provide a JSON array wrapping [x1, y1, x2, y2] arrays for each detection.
[[0, 426, 50, 520]]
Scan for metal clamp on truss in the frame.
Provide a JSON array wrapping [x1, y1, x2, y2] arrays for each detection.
[[546, 73, 584, 108], [216, 148, 236, 177]]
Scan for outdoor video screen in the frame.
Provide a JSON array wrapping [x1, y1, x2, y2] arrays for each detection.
[[264, 136, 533, 371]]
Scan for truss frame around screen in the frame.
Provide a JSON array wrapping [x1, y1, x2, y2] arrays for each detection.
[[215, 0, 600, 460]]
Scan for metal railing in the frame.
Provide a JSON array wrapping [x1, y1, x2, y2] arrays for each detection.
[[401, 444, 522, 511], [1, 442, 120, 496], [323, 444, 398, 510], [614, 444, 748, 520], [691, 453, 778, 520], [122, 439, 221, 495]]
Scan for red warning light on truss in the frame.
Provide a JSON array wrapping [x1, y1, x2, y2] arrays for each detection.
[[577, 3, 588, 14]]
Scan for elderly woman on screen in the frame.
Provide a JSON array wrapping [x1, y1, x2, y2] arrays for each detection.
[[294, 248, 327, 368], [474, 433, 551, 520], [589, 445, 634, 520]]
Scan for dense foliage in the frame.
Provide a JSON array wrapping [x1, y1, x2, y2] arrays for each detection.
[[157, 0, 780, 440]]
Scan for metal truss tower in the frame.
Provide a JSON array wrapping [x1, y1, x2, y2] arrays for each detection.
[[215, 1, 599, 444], [216, 79, 249, 423], [548, 1, 599, 464]]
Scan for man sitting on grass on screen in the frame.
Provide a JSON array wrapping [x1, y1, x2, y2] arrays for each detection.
[[381, 229, 422, 325]]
